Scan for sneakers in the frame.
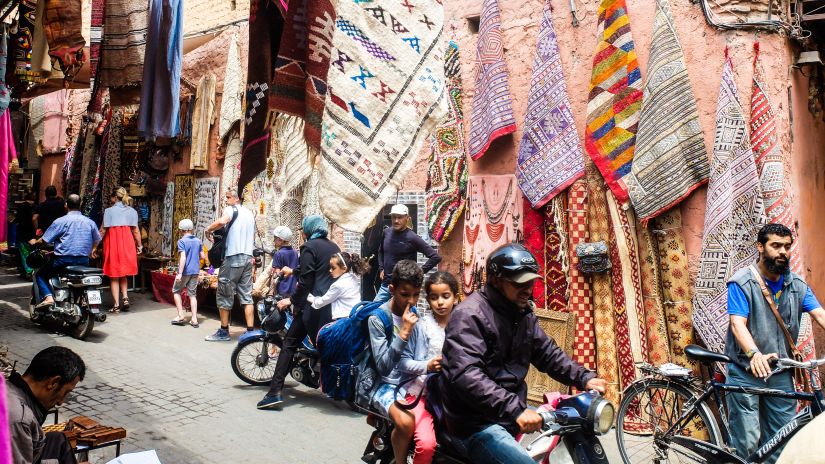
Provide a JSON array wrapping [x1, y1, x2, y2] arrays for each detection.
[[257, 394, 283, 410], [204, 328, 230, 341]]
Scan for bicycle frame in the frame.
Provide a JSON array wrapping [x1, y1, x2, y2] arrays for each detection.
[[664, 372, 825, 463]]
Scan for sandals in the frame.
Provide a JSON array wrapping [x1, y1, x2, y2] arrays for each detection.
[[189, 321, 200, 328], [121, 298, 131, 311], [171, 318, 186, 326], [109, 305, 121, 314]]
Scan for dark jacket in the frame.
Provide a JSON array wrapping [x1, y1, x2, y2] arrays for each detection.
[[293, 237, 340, 340], [377, 228, 441, 285], [435, 285, 595, 437], [6, 372, 48, 464]]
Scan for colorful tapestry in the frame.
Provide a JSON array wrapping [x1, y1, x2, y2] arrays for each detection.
[[750, 44, 816, 366], [43, 0, 86, 78], [626, 0, 708, 222], [161, 182, 175, 257], [426, 41, 468, 243], [138, 0, 183, 138], [584, 0, 643, 205], [467, 0, 516, 160], [317, 0, 447, 232], [219, 32, 243, 143], [173, 174, 195, 252], [567, 179, 596, 370], [239, 0, 284, 192], [193, 177, 220, 248], [270, 0, 336, 149], [544, 196, 568, 312], [99, 0, 148, 87], [523, 198, 547, 309], [190, 74, 216, 170], [653, 209, 696, 369], [88, 0, 105, 92], [12, 0, 43, 85], [636, 218, 671, 365], [586, 165, 619, 404], [461, 175, 523, 295], [517, 1, 584, 208], [693, 56, 765, 354]]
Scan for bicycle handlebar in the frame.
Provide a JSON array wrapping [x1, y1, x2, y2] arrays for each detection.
[[776, 357, 825, 369]]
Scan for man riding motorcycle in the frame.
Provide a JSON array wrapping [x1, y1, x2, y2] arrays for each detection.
[[430, 243, 607, 463], [28, 194, 101, 308]]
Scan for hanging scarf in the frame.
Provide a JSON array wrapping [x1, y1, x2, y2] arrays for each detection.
[[584, 0, 643, 205], [626, 0, 708, 222], [190, 74, 216, 170], [0, 111, 17, 246], [693, 55, 765, 354], [467, 0, 516, 160], [138, 0, 183, 138], [0, 27, 10, 115], [517, 1, 584, 208]]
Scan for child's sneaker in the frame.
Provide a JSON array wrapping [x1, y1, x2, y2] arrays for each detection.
[[204, 328, 230, 341]]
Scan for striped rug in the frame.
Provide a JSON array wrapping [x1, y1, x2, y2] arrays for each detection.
[[693, 55, 765, 354], [584, 0, 643, 205], [568, 179, 596, 370], [626, 0, 708, 222]]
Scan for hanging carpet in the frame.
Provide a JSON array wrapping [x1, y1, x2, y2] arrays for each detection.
[[190, 74, 216, 171], [523, 197, 547, 309], [750, 43, 817, 370], [219, 31, 243, 143], [161, 182, 175, 257], [544, 196, 569, 313], [626, 0, 708, 222], [584, 0, 643, 205], [98, 0, 148, 87], [517, 0, 584, 208], [43, 0, 87, 78], [426, 40, 468, 243], [102, 108, 125, 201], [173, 174, 195, 251], [636, 217, 671, 365], [467, 0, 516, 160], [567, 179, 596, 370], [317, 0, 447, 232], [138, 0, 183, 139], [88, 0, 105, 92], [693, 55, 765, 355], [221, 131, 243, 206]]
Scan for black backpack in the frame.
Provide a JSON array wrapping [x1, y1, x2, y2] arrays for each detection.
[[208, 206, 238, 268]]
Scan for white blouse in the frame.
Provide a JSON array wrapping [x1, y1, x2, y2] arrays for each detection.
[[307, 272, 362, 320]]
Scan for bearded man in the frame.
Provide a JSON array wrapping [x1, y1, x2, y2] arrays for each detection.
[[725, 223, 825, 463]]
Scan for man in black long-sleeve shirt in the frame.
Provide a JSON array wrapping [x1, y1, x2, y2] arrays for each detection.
[[374, 204, 441, 303]]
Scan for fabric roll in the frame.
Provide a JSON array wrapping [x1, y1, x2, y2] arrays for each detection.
[[544, 196, 568, 313], [626, 0, 708, 222], [0, 111, 18, 245], [693, 55, 765, 354], [584, 0, 643, 205], [99, 0, 149, 87], [138, 0, 183, 139], [567, 179, 596, 370], [652, 208, 696, 369], [517, 1, 584, 208], [43, 0, 87, 77], [523, 198, 547, 309], [189, 74, 216, 170], [586, 164, 620, 404], [467, 0, 516, 160], [636, 217, 671, 365], [426, 41, 468, 243], [219, 32, 243, 143], [318, 0, 447, 232]]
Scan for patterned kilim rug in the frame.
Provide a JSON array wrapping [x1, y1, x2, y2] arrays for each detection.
[[427, 41, 468, 243], [467, 0, 516, 160], [517, 0, 584, 208], [318, 0, 447, 232], [693, 55, 765, 354], [190, 74, 216, 171], [750, 43, 816, 369], [98, 0, 148, 87], [161, 182, 175, 257], [586, 164, 620, 404], [584, 0, 643, 205], [102, 108, 123, 201], [653, 209, 696, 369], [626, 0, 708, 222], [568, 179, 596, 370], [544, 196, 568, 313], [636, 217, 671, 365], [523, 197, 547, 309]]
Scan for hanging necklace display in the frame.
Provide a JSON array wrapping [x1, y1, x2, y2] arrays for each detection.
[[465, 223, 481, 245], [486, 222, 505, 242], [482, 178, 513, 224]]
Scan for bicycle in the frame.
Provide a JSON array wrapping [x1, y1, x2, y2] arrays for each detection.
[[615, 344, 825, 463]]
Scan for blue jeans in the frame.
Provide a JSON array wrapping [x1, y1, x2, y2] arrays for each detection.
[[373, 284, 391, 303], [455, 424, 534, 464], [35, 255, 89, 300], [726, 363, 796, 464]]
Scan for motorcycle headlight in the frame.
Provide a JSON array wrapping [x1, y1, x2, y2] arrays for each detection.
[[82, 276, 102, 286], [591, 398, 615, 435], [557, 391, 615, 435]]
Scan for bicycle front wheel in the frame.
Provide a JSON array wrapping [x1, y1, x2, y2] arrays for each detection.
[[616, 378, 723, 464]]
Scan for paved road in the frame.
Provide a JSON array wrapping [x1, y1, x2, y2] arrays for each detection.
[[0, 268, 623, 463]]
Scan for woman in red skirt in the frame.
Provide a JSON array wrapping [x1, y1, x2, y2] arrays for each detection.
[[94, 187, 141, 313]]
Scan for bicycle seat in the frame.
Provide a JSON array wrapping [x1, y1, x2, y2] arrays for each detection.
[[685, 345, 731, 364], [63, 266, 103, 275]]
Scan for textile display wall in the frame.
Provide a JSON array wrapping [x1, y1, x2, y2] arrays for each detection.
[[461, 175, 523, 295], [193, 177, 221, 249], [317, 0, 447, 232]]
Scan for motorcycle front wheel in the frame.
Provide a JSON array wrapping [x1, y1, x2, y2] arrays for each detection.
[[70, 312, 95, 340], [231, 336, 280, 386]]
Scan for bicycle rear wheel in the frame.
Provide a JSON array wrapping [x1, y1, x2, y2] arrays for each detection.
[[616, 378, 723, 463]]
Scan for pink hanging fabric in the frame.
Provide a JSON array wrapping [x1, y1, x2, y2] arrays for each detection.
[[0, 110, 17, 247], [0, 376, 11, 464]]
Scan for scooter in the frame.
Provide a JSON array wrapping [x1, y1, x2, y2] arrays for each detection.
[[361, 390, 615, 464], [27, 248, 106, 340]]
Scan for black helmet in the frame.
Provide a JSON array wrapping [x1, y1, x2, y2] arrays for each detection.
[[486, 243, 541, 283]]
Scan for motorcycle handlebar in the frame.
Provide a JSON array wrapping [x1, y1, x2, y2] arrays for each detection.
[[538, 411, 556, 429]]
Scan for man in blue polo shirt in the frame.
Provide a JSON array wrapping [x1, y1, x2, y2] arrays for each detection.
[[29, 194, 101, 308], [725, 223, 825, 463]]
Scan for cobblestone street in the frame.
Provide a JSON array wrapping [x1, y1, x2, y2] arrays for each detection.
[[0, 269, 370, 463]]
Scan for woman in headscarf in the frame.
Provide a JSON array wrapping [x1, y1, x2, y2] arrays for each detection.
[[257, 215, 340, 410], [92, 187, 141, 313]]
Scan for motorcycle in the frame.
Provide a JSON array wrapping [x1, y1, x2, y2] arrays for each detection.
[[27, 248, 106, 340], [361, 390, 615, 464]]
